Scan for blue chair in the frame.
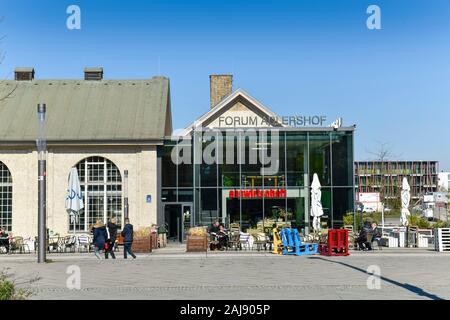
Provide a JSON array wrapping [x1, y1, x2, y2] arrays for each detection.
[[281, 228, 318, 256]]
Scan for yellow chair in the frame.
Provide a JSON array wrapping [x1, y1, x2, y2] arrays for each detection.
[[272, 228, 283, 254]]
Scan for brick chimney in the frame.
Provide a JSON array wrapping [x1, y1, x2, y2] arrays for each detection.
[[15, 67, 35, 81], [210, 75, 232, 108]]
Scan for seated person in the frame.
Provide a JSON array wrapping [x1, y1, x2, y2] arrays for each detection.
[[0, 227, 10, 253], [216, 225, 229, 250], [369, 222, 382, 248], [209, 220, 220, 235], [356, 223, 371, 250], [208, 221, 221, 250]]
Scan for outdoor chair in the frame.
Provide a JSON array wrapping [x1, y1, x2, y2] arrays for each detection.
[[10, 236, 30, 254], [367, 233, 382, 251], [208, 232, 220, 251], [229, 223, 240, 233], [64, 235, 77, 253], [56, 236, 66, 253], [227, 231, 240, 250], [77, 234, 91, 253], [239, 232, 253, 250], [364, 233, 381, 251], [48, 236, 60, 253], [253, 233, 269, 251]]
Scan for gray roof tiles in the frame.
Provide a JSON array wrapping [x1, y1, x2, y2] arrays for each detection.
[[0, 77, 171, 143]]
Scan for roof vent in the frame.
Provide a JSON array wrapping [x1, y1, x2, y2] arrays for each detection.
[[84, 67, 103, 81], [15, 67, 35, 81]]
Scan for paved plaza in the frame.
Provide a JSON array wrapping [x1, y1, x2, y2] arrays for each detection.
[[1, 245, 449, 300]]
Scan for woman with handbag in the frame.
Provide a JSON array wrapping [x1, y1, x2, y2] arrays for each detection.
[[93, 220, 108, 259]]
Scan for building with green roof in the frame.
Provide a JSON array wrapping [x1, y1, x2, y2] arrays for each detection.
[[0, 68, 172, 235]]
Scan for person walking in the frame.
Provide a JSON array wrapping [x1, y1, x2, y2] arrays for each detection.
[[93, 220, 108, 259], [121, 218, 136, 259], [105, 218, 119, 259]]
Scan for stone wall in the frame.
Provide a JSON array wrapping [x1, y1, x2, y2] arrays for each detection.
[[0, 145, 159, 237]]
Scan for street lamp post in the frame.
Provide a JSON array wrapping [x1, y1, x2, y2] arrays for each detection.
[[37, 103, 47, 263], [124, 170, 129, 220]]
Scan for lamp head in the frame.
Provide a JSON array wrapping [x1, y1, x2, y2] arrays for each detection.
[[37, 103, 46, 121]]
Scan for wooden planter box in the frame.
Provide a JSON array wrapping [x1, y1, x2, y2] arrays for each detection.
[[186, 235, 207, 252], [132, 236, 153, 253]]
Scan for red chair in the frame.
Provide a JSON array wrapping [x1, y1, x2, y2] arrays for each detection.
[[318, 229, 350, 256]]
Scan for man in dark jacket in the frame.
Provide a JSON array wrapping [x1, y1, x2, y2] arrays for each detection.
[[105, 217, 119, 259], [356, 222, 371, 250], [121, 218, 136, 259]]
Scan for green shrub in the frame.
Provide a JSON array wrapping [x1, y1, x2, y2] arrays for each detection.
[[408, 215, 430, 228], [432, 220, 450, 228], [0, 270, 33, 300], [343, 212, 362, 228]]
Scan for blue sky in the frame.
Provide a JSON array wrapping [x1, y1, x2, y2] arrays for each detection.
[[1, 0, 449, 169]]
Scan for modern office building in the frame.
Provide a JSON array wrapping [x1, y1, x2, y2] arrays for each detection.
[[355, 161, 439, 204], [0, 68, 172, 235], [161, 75, 355, 240]]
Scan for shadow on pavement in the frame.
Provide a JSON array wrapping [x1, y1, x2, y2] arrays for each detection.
[[308, 256, 444, 300]]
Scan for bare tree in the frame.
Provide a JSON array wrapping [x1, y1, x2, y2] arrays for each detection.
[[0, 16, 17, 103], [366, 141, 399, 161], [364, 141, 403, 221]]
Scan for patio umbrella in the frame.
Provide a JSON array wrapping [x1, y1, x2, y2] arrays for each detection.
[[400, 177, 411, 227], [310, 173, 324, 232], [65, 167, 84, 234]]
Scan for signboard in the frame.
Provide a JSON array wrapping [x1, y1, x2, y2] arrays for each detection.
[[146, 195, 152, 203], [357, 192, 380, 203], [216, 115, 327, 128], [357, 192, 381, 211], [229, 189, 287, 199]]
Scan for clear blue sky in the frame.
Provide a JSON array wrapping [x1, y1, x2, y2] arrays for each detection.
[[1, 0, 449, 170]]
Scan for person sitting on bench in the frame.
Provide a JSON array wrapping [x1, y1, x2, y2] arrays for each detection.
[[356, 223, 371, 250], [369, 222, 382, 249], [209, 220, 221, 250], [216, 225, 229, 250]]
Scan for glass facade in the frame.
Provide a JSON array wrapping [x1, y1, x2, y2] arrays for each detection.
[[161, 128, 355, 233]]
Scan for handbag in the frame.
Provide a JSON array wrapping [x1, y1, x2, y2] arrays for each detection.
[[104, 241, 109, 250]]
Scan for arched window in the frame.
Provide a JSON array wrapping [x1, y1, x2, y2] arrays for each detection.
[[0, 161, 12, 232], [70, 156, 122, 232]]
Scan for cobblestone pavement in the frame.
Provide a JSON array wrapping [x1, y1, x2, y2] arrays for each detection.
[[1, 248, 449, 300]]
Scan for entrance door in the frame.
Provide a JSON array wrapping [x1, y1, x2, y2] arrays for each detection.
[[182, 204, 192, 241], [164, 203, 193, 242], [164, 204, 182, 242]]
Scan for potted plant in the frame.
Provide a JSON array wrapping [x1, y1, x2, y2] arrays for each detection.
[[186, 227, 208, 252], [132, 227, 153, 253]]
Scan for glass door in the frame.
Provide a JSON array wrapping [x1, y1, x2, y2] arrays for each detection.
[[182, 204, 192, 242], [164, 203, 193, 242]]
